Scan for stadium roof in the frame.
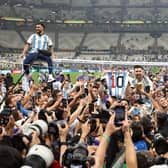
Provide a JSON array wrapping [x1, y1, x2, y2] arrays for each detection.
[[1, 0, 168, 33], [1, 1, 168, 60], [1, 0, 168, 23]]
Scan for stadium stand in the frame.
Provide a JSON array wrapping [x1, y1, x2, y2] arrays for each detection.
[[158, 34, 168, 50], [129, 0, 152, 5], [121, 33, 154, 50], [58, 33, 83, 50], [84, 33, 119, 50]]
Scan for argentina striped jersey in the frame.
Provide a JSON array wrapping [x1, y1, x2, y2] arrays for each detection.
[[27, 33, 53, 53], [106, 71, 129, 99]]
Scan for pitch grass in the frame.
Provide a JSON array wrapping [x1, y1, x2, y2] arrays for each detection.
[[12, 72, 101, 85], [12, 66, 160, 85]]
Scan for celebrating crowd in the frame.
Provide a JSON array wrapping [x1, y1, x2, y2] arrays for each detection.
[[0, 64, 167, 168]]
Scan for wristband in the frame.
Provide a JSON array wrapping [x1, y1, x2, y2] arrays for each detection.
[[102, 134, 110, 142]]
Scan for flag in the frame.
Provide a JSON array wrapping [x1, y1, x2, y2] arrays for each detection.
[[106, 71, 129, 98]]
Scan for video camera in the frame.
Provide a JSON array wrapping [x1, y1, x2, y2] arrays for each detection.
[[62, 143, 95, 168]]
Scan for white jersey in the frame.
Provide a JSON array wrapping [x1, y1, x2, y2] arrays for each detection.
[[27, 33, 53, 53], [106, 71, 129, 99], [129, 75, 153, 92]]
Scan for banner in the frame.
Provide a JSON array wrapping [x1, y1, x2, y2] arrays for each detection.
[[106, 71, 129, 98], [12, 69, 22, 74], [0, 70, 11, 74]]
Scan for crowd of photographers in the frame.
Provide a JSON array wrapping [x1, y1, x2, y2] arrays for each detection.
[[0, 65, 167, 168]]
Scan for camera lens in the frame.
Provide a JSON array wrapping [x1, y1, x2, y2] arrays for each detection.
[[21, 145, 54, 168], [22, 120, 48, 137]]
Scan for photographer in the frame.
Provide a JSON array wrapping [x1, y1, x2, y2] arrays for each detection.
[[72, 113, 138, 168], [59, 113, 123, 168], [17, 112, 55, 168], [0, 113, 54, 168]]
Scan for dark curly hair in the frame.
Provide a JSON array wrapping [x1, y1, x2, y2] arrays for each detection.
[[131, 121, 143, 142]]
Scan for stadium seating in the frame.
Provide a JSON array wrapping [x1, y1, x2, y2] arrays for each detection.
[[121, 33, 154, 50]]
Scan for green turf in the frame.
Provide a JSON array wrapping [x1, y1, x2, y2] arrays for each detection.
[[12, 71, 101, 85], [64, 72, 83, 83], [12, 72, 39, 85], [11, 67, 162, 85], [149, 67, 161, 74]]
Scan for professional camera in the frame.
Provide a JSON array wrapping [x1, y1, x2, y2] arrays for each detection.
[[21, 144, 54, 168], [153, 133, 168, 155], [22, 120, 48, 138], [48, 119, 66, 139], [62, 143, 95, 168]]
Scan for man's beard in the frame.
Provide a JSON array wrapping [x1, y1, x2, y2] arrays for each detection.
[[37, 30, 42, 35]]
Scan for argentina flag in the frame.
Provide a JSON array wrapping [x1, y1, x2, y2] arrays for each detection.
[[106, 71, 129, 99]]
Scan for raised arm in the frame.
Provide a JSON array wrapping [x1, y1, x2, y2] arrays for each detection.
[[93, 113, 121, 168], [122, 120, 137, 168]]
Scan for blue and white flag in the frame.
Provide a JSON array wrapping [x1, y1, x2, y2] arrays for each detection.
[[106, 71, 129, 99]]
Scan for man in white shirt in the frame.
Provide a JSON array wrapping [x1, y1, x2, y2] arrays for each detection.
[[129, 65, 153, 92], [127, 65, 154, 114], [20, 23, 55, 91]]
